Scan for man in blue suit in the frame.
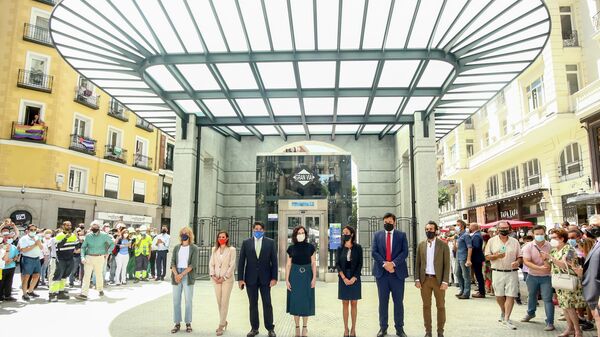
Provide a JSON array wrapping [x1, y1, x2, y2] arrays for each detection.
[[372, 213, 409, 337]]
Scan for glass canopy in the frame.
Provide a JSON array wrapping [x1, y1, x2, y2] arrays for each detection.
[[49, 0, 550, 141]]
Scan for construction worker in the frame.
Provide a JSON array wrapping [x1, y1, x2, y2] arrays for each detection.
[[134, 225, 153, 283], [49, 221, 78, 302]]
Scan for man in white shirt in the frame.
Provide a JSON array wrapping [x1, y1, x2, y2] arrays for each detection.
[[17, 224, 43, 301], [154, 226, 170, 281]]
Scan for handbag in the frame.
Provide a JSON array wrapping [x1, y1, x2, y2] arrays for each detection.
[[551, 268, 578, 291]]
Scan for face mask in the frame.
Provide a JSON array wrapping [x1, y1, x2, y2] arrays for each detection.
[[162, 229, 167, 234], [425, 231, 436, 239], [384, 223, 394, 231], [45, 234, 51, 239], [141, 231, 147, 236], [123, 234, 129, 238], [534, 235, 545, 242], [342, 234, 352, 242], [181, 234, 189, 242], [254, 231, 264, 239], [449, 231, 455, 236], [91, 228, 99, 234], [587, 226, 600, 239], [7, 239, 13, 245], [218, 238, 228, 245], [103, 228, 110, 233], [499, 229, 510, 236], [296, 234, 306, 242], [28, 231, 36, 237], [78, 236, 84, 241], [550, 239, 560, 248], [568, 239, 577, 248], [465, 228, 470, 234]]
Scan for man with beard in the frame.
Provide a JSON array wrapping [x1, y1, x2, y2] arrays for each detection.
[[49, 221, 78, 302], [76, 221, 114, 300], [133, 225, 153, 283]]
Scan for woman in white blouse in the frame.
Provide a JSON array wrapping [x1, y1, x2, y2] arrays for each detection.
[[209, 230, 236, 336]]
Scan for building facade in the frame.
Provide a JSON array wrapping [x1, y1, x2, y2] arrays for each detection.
[[438, 0, 600, 228], [0, 0, 174, 228]]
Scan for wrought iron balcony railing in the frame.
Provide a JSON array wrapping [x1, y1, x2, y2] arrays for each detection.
[[75, 87, 100, 109], [69, 134, 96, 155], [17, 69, 53, 93], [135, 118, 154, 132], [104, 145, 127, 163], [133, 153, 153, 170], [23, 23, 52, 46], [563, 30, 579, 47], [11, 122, 47, 143]]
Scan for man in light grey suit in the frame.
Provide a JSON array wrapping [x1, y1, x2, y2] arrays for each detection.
[[582, 215, 600, 337]]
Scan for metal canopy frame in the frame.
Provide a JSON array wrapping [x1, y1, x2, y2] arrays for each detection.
[[49, 0, 550, 141]]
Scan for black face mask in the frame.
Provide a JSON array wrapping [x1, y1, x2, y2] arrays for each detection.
[[161, 229, 167, 234], [384, 223, 394, 231], [342, 234, 352, 242], [425, 231, 436, 239], [587, 226, 600, 239], [91, 228, 99, 233], [499, 229, 510, 236]]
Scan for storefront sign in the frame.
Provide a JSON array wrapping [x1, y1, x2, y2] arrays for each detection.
[[268, 213, 278, 220], [289, 201, 317, 209], [293, 169, 316, 186], [500, 209, 518, 219], [10, 210, 32, 227], [329, 223, 341, 250], [96, 212, 152, 224]]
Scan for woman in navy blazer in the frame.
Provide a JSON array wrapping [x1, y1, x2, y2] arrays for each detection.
[[336, 225, 363, 337]]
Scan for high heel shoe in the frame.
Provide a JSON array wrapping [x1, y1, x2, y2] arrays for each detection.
[[216, 322, 228, 336], [302, 325, 308, 337], [295, 325, 300, 337]]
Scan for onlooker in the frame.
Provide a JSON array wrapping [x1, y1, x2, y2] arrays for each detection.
[[285, 225, 316, 337], [126, 227, 137, 280], [581, 216, 600, 337], [415, 221, 450, 337], [40, 229, 53, 286], [154, 226, 170, 281], [336, 225, 363, 337], [76, 222, 115, 300], [209, 230, 236, 336], [17, 224, 43, 301], [470, 223, 485, 299], [149, 228, 157, 279], [114, 229, 131, 285], [170, 226, 198, 334], [0, 226, 19, 301], [520, 225, 554, 331], [69, 230, 84, 287], [49, 221, 78, 302], [454, 220, 472, 299], [133, 225, 152, 283], [542, 228, 587, 337], [484, 221, 522, 330]]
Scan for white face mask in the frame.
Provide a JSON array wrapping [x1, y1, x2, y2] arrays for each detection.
[[296, 234, 306, 242], [550, 239, 560, 248]]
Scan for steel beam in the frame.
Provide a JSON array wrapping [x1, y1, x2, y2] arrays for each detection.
[[196, 115, 414, 126]]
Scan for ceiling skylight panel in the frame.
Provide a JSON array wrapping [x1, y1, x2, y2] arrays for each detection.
[[162, 0, 204, 53], [281, 125, 305, 134], [402, 97, 433, 115], [453, 73, 516, 84], [255, 125, 279, 135], [378, 61, 419, 87], [461, 63, 528, 75], [257, 62, 296, 89], [456, 0, 518, 46], [216, 63, 258, 90], [239, 0, 271, 51], [67, 59, 129, 70], [94, 80, 149, 88], [187, 0, 227, 52], [438, 100, 488, 108], [461, 21, 549, 57], [337, 97, 369, 115], [135, 111, 176, 118], [308, 125, 332, 134], [127, 105, 170, 111], [52, 32, 132, 62], [385, 0, 418, 48], [264, 0, 293, 50], [236, 99, 269, 116], [79, 70, 140, 80], [407, 0, 444, 48], [213, 0, 248, 52], [447, 83, 505, 92], [362, 125, 387, 133], [146, 65, 184, 91], [110, 0, 160, 51], [290, 0, 315, 50], [203, 99, 238, 116], [176, 64, 221, 90], [298, 62, 336, 88], [228, 126, 253, 135], [339, 61, 377, 88], [442, 92, 495, 101], [362, 0, 392, 49], [430, 0, 468, 48], [316, 0, 339, 50], [340, 0, 365, 49], [118, 97, 164, 104], [137, 0, 185, 53], [417, 61, 454, 87], [335, 124, 360, 133], [304, 98, 334, 115], [470, 50, 540, 64], [106, 89, 155, 97], [269, 98, 301, 116], [436, 0, 489, 49], [370, 97, 403, 115], [175, 100, 203, 113]]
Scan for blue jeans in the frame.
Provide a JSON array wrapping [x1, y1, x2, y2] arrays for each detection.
[[455, 259, 471, 297], [173, 268, 194, 324], [526, 275, 554, 325]]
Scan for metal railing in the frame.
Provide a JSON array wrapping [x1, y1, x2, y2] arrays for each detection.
[[34, 0, 56, 5], [69, 134, 96, 155], [107, 104, 129, 122], [11, 122, 47, 143], [17, 69, 53, 93], [559, 160, 584, 181], [136, 118, 154, 132], [563, 30, 579, 47], [594, 11, 600, 33], [23, 23, 52, 46], [74, 87, 100, 109], [104, 145, 127, 163], [133, 153, 153, 170]]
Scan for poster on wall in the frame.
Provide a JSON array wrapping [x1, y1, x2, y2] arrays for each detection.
[[329, 223, 341, 250]]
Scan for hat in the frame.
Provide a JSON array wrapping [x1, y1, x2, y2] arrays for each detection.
[[127, 227, 135, 233], [139, 225, 148, 231]]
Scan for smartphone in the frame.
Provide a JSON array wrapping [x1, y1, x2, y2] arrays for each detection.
[[241, 284, 245, 290], [500, 246, 506, 253]]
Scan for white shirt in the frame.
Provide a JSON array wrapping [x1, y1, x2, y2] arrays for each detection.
[[154, 233, 170, 251], [177, 245, 190, 269], [425, 239, 436, 275], [18, 235, 42, 259]]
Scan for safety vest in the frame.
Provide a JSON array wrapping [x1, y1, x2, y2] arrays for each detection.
[[55, 232, 78, 260], [134, 235, 152, 256]]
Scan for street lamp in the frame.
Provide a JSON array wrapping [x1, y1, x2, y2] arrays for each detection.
[[538, 196, 549, 212]]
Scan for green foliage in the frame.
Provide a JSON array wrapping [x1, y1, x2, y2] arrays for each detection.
[[438, 187, 450, 207]]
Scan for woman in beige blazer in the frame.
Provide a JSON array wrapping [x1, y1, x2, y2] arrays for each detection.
[[209, 230, 236, 336]]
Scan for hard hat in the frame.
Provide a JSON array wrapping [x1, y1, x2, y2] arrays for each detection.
[[139, 225, 148, 231], [127, 227, 135, 233]]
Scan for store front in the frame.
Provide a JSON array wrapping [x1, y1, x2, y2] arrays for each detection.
[[94, 211, 153, 228], [57, 208, 86, 227]]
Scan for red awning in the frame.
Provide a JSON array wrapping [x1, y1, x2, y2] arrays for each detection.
[[481, 220, 534, 229]]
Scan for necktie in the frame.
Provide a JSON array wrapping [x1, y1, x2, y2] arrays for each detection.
[[386, 232, 392, 261], [255, 239, 261, 258]]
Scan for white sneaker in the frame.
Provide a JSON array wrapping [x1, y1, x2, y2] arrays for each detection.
[[499, 313, 505, 322], [504, 320, 517, 330]]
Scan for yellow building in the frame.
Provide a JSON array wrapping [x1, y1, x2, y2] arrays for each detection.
[[437, 0, 600, 228], [0, 0, 174, 228]]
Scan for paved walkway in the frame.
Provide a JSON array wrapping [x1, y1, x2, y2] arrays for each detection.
[[1, 277, 597, 337]]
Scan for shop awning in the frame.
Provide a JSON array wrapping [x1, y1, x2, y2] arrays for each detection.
[[566, 192, 600, 205], [456, 188, 547, 212], [48, 0, 551, 141], [481, 219, 533, 229]]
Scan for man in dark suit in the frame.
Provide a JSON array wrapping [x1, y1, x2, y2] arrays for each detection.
[[415, 221, 450, 337], [469, 223, 486, 298], [238, 222, 278, 337], [372, 213, 409, 337], [582, 216, 600, 337]]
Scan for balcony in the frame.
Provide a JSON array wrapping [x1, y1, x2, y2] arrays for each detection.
[[570, 79, 600, 118], [133, 153, 153, 170], [69, 134, 96, 156], [164, 160, 174, 171], [594, 11, 600, 33], [75, 87, 100, 109], [135, 118, 154, 132], [107, 103, 129, 122], [34, 0, 56, 5], [11, 122, 47, 143], [23, 23, 52, 46], [563, 30, 579, 47], [17, 69, 53, 93], [559, 160, 584, 182], [104, 145, 127, 164]]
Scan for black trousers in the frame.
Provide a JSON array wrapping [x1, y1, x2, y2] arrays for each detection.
[[246, 283, 274, 331], [156, 251, 168, 278], [149, 251, 157, 277], [472, 260, 485, 295], [53, 258, 74, 281], [0, 267, 16, 298]]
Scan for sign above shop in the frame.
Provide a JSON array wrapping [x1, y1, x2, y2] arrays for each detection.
[[96, 212, 152, 224], [289, 201, 317, 209]]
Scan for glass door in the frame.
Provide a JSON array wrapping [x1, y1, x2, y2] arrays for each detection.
[[279, 212, 327, 280]]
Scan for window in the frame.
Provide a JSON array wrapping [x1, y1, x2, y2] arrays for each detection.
[[560, 6, 577, 46], [502, 120, 508, 136], [73, 114, 91, 137], [484, 132, 490, 147], [25, 52, 50, 87], [30, 8, 50, 29], [466, 139, 474, 158], [109, 98, 124, 114], [449, 144, 456, 163], [104, 174, 119, 199], [560, 143, 582, 178], [487, 175, 499, 198], [502, 166, 520, 193], [19, 100, 44, 125], [68, 167, 87, 193], [162, 183, 172, 206], [468, 184, 476, 203], [465, 117, 474, 129], [78, 76, 94, 91], [566, 65, 579, 95], [165, 143, 174, 170], [523, 159, 541, 186], [133, 180, 145, 203], [107, 128, 122, 147], [526, 76, 544, 112]]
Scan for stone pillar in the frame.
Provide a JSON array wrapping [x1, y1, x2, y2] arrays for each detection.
[[170, 116, 199, 241]]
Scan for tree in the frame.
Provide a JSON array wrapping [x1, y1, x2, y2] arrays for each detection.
[[438, 187, 450, 208]]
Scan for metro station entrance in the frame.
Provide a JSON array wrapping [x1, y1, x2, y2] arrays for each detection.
[[278, 199, 328, 281]]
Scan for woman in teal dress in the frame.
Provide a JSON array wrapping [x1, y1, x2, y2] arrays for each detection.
[[286, 225, 316, 337]]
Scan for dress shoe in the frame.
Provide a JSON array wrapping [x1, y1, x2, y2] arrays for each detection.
[[246, 329, 259, 337], [376, 328, 387, 337], [424, 333, 432, 337], [472, 292, 485, 298], [437, 334, 444, 337], [457, 295, 470, 299], [396, 329, 407, 337], [267, 330, 277, 337]]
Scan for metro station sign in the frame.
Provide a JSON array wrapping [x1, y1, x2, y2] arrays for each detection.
[[292, 167, 319, 187]]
